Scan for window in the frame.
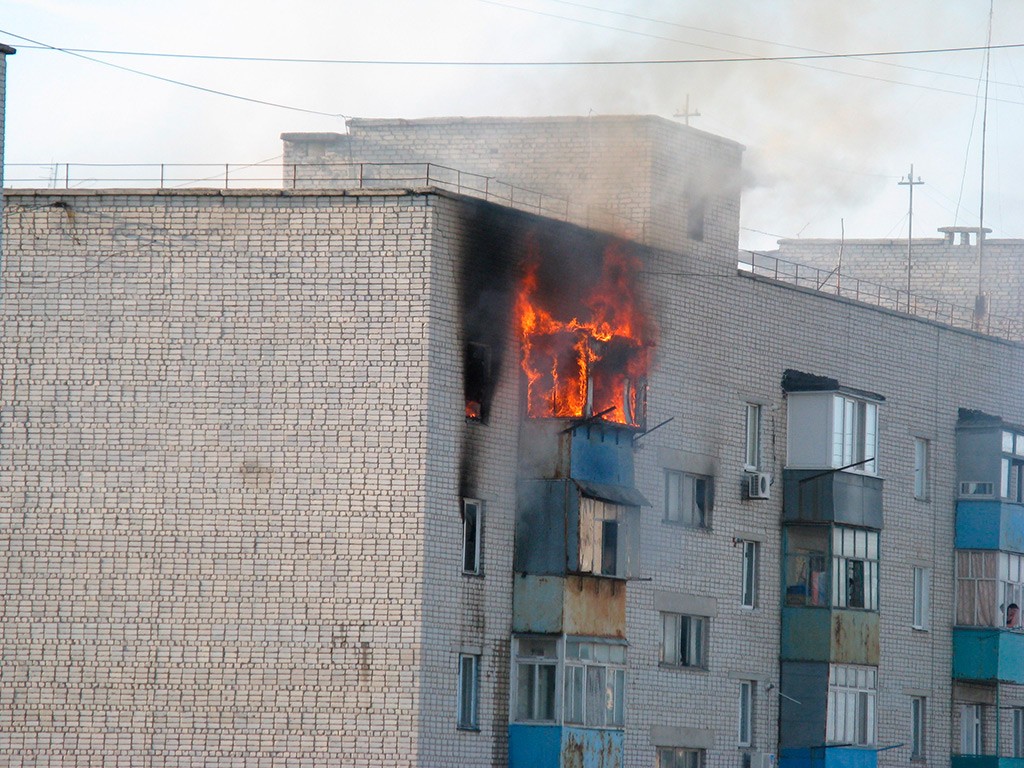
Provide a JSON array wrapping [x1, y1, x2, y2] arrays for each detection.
[[832, 395, 878, 474], [687, 193, 706, 241], [514, 637, 557, 723], [564, 640, 626, 727], [464, 342, 491, 422], [661, 613, 707, 668], [826, 665, 876, 746], [745, 404, 762, 471], [457, 654, 480, 730], [741, 541, 759, 608], [784, 527, 829, 607], [956, 550, 1024, 627], [658, 748, 703, 768], [462, 499, 482, 575], [666, 471, 712, 528], [911, 697, 926, 759], [579, 497, 629, 577], [831, 527, 879, 610], [1002, 430, 1024, 503], [738, 681, 754, 747], [960, 704, 982, 754], [1014, 708, 1024, 758], [914, 438, 929, 499], [913, 567, 930, 630]]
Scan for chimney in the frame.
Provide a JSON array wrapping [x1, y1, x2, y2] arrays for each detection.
[[0, 44, 15, 264]]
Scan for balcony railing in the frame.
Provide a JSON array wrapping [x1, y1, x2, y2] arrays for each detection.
[[739, 250, 1024, 342]]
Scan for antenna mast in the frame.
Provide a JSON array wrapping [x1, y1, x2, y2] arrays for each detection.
[[975, 0, 995, 329]]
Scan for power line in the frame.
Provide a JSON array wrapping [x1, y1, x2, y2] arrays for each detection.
[[0, 29, 349, 119], [6, 34, 1024, 68], [539, 0, 1024, 89]]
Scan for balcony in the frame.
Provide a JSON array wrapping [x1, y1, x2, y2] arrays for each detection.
[[509, 725, 623, 768], [783, 470, 883, 529], [781, 608, 879, 664], [956, 500, 1024, 554], [952, 757, 1024, 768], [779, 747, 876, 768], [952, 628, 1024, 683]]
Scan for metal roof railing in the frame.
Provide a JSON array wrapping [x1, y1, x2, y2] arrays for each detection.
[[4, 160, 645, 241], [738, 249, 1024, 342]]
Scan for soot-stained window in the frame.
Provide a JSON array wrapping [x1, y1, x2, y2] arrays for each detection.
[[464, 342, 492, 422]]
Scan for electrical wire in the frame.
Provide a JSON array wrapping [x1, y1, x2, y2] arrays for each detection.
[[0, 30, 349, 119]]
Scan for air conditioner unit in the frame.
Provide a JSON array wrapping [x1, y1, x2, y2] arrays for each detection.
[[747, 472, 772, 500]]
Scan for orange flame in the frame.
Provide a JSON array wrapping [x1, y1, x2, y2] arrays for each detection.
[[515, 240, 654, 426]]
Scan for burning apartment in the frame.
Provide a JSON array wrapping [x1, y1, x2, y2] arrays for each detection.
[[4, 49, 1024, 768]]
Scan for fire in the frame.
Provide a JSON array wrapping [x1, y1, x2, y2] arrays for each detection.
[[515, 239, 654, 426]]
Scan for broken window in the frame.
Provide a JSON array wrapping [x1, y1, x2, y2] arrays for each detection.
[[578, 497, 629, 577], [462, 499, 482, 575], [832, 527, 878, 610], [665, 471, 712, 528], [661, 613, 707, 668], [464, 342, 492, 422]]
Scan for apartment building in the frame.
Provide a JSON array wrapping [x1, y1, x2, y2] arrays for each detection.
[[2, 49, 1024, 768]]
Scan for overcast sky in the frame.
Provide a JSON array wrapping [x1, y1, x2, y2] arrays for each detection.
[[3, 0, 1022, 252]]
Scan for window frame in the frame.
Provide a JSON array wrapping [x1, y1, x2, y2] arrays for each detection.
[[831, 395, 879, 475], [956, 550, 1024, 628], [658, 747, 704, 768], [745, 403, 762, 471], [738, 680, 754, 747], [741, 540, 759, 609], [462, 498, 483, 575], [665, 470, 713, 529], [1014, 707, 1024, 758], [563, 639, 626, 728], [912, 567, 930, 630], [914, 437, 929, 500], [457, 653, 480, 730], [960, 703, 982, 755], [826, 664, 876, 746], [911, 696, 926, 760], [831, 527, 879, 611], [513, 636, 559, 724], [661, 613, 708, 669]]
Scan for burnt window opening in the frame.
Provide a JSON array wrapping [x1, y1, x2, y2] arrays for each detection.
[[687, 194, 706, 242], [464, 342, 492, 422]]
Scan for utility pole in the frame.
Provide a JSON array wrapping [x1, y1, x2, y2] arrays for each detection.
[[673, 95, 700, 126], [898, 165, 924, 313]]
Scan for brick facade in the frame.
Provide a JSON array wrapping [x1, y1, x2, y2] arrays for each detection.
[[2, 114, 1023, 767]]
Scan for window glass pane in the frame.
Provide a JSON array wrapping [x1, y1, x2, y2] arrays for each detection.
[[745, 404, 760, 469], [612, 668, 625, 726], [666, 472, 681, 521], [832, 396, 845, 466], [585, 665, 606, 726], [538, 664, 556, 720], [463, 501, 479, 573], [1005, 431, 1015, 453]]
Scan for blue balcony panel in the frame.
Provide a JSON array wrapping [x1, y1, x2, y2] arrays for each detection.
[[956, 500, 1024, 554], [953, 628, 1024, 683], [779, 746, 876, 768], [509, 724, 623, 768]]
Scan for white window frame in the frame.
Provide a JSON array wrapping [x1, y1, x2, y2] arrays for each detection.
[[956, 550, 1024, 627], [578, 497, 628, 577], [912, 567, 930, 630], [741, 540, 759, 609], [462, 498, 483, 575], [960, 703, 982, 755], [661, 613, 707, 669], [831, 395, 878, 475], [914, 437, 929, 499], [745, 403, 762, 471], [831, 527, 879, 611], [658, 747, 703, 768], [563, 639, 626, 728], [826, 664, 876, 746], [738, 680, 754, 747], [1014, 707, 1024, 758], [911, 696, 926, 760], [457, 654, 480, 730], [513, 637, 558, 723], [665, 470, 712, 528]]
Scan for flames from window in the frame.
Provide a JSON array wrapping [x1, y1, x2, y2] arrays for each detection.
[[515, 240, 654, 426]]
